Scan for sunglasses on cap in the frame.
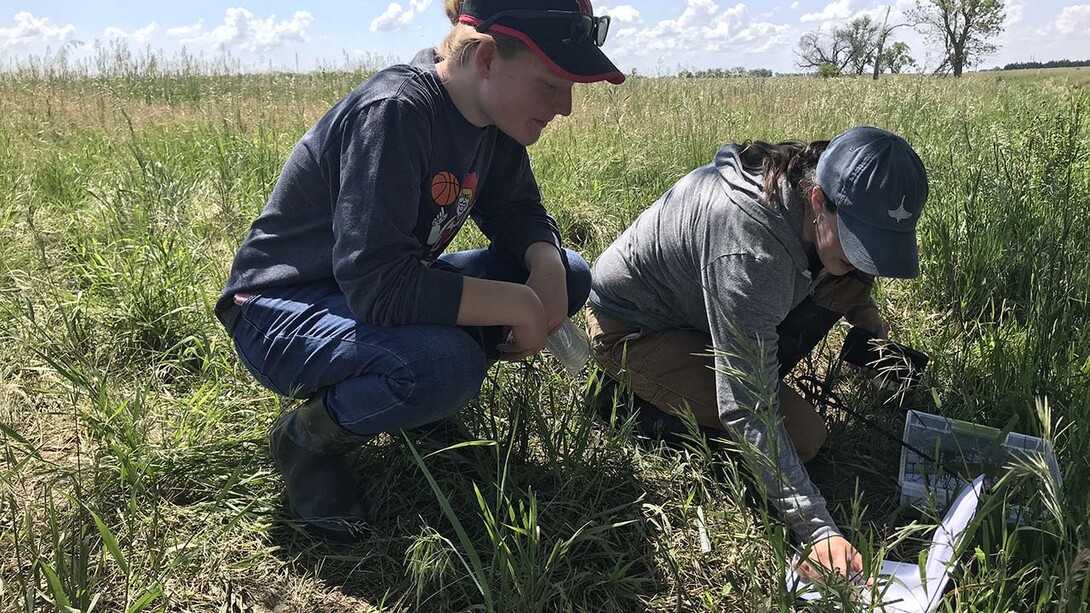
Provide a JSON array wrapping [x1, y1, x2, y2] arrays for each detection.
[[473, 9, 611, 47]]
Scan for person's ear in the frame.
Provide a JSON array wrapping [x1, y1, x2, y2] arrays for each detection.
[[809, 185, 826, 219], [473, 41, 498, 79]]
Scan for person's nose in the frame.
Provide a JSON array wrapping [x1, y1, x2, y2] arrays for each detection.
[[554, 84, 573, 117]]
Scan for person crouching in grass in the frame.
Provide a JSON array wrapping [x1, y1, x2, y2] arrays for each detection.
[[586, 126, 929, 582], [215, 0, 624, 540]]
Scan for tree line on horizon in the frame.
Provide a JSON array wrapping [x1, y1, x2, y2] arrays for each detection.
[[676, 67, 775, 78], [998, 59, 1090, 71]]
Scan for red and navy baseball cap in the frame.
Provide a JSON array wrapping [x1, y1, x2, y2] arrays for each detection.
[[458, 0, 625, 84]]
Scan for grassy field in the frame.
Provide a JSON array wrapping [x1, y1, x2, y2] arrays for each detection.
[[977, 66, 1090, 86], [0, 54, 1088, 612]]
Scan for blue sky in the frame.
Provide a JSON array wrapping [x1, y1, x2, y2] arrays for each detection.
[[2, 1, 1087, 74]]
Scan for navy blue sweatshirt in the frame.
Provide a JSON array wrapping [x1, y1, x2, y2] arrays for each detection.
[[217, 49, 561, 329]]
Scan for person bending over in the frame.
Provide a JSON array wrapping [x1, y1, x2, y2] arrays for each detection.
[[586, 126, 929, 581]]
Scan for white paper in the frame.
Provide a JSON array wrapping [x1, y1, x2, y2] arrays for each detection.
[[787, 475, 985, 612]]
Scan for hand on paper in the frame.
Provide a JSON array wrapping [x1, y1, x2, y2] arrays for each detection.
[[797, 535, 870, 586]]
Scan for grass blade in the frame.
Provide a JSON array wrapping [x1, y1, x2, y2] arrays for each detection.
[[404, 433, 494, 611]]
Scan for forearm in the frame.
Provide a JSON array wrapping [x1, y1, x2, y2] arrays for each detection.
[[702, 254, 840, 542], [713, 351, 840, 543], [524, 240, 564, 272], [456, 276, 543, 328], [522, 241, 571, 334], [752, 419, 841, 543]]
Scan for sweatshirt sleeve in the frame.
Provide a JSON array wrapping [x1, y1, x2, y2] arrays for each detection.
[[329, 99, 464, 326], [470, 135, 561, 262], [702, 253, 842, 544]]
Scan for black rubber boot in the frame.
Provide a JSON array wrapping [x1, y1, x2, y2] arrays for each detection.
[[269, 393, 370, 541]]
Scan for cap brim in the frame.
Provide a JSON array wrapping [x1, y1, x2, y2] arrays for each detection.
[[838, 214, 920, 278], [466, 19, 625, 84], [531, 37, 625, 84]]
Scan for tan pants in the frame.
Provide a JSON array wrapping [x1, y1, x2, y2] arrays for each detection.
[[586, 307, 828, 463]]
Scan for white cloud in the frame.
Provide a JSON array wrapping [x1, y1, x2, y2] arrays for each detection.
[[1005, 1, 1026, 26], [370, 0, 432, 32], [0, 12, 76, 46], [167, 8, 313, 52], [677, 0, 721, 28], [599, 5, 641, 23], [166, 21, 203, 38], [790, 1, 800, 8], [371, 4, 412, 31], [800, 0, 869, 22], [847, 4, 909, 24], [792, 0, 911, 35], [733, 20, 793, 51], [1037, 4, 1090, 35], [611, 1, 791, 61], [103, 22, 157, 43]]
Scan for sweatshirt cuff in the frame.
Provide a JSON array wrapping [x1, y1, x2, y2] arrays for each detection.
[[806, 524, 843, 544], [416, 265, 465, 325], [500, 226, 561, 264], [793, 506, 842, 544]]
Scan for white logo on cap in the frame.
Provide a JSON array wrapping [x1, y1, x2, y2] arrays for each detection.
[[889, 196, 913, 223]]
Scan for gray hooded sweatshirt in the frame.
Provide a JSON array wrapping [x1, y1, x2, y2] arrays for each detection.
[[589, 143, 840, 544]]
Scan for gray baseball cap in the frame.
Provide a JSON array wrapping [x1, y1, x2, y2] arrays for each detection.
[[816, 126, 929, 279]]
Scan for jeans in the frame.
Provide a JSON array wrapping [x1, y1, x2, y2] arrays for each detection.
[[230, 248, 591, 436]]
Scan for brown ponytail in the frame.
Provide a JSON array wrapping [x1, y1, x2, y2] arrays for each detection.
[[739, 140, 830, 205], [438, 0, 528, 65]]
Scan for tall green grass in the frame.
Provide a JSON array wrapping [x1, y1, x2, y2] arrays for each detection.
[[0, 56, 1087, 611]]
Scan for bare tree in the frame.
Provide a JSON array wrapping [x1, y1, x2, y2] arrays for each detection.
[[910, 0, 1005, 76], [871, 6, 912, 80], [798, 13, 906, 78], [795, 30, 852, 72], [842, 16, 881, 75]]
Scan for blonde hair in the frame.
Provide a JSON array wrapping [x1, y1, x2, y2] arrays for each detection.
[[438, 0, 528, 65]]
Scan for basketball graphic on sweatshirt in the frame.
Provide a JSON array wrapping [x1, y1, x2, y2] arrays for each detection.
[[426, 172, 478, 256], [431, 171, 460, 206]]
